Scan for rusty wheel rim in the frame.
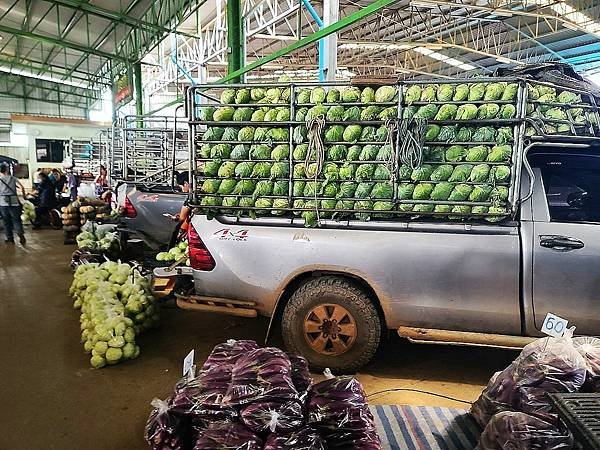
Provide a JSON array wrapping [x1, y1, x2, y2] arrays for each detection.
[[303, 303, 357, 356]]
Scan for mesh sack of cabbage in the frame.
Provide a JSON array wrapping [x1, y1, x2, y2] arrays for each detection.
[[475, 411, 574, 450], [75, 222, 120, 256], [307, 375, 381, 450], [156, 240, 190, 267], [471, 330, 588, 428], [145, 398, 191, 450], [263, 427, 327, 450], [69, 261, 160, 367], [193, 422, 263, 450]]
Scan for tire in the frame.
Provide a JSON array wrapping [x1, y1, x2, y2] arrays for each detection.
[[281, 276, 381, 373], [49, 209, 62, 230]]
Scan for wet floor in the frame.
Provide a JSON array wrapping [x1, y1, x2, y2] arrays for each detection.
[[0, 228, 516, 449]]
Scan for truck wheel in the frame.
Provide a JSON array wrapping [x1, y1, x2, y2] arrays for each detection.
[[282, 276, 381, 373]]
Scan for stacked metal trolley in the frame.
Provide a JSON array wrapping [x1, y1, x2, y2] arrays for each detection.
[[185, 78, 600, 226]]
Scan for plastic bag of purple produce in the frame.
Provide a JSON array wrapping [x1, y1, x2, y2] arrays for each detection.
[[287, 353, 312, 393], [224, 347, 298, 406], [170, 368, 202, 417], [471, 332, 587, 427], [193, 422, 262, 450], [240, 399, 305, 433], [202, 339, 259, 371], [573, 336, 600, 392], [264, 428, 327, 450], [145, 398, 190, 450], [476, 411, 574, 450], [325, 429, 382, 450]]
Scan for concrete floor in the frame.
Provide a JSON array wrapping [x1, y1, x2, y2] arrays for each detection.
[[0, 228, 517, 450]]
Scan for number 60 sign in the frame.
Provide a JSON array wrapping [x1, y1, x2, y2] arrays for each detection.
[[541, 313, 569, 338]]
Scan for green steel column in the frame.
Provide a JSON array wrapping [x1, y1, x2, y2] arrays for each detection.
[[134, 61, 143, 116], [226, 0, 244, 82]]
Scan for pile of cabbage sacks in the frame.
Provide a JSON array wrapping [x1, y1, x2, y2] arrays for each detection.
[[472, 332, 600, 449], [145, 340, 380, 450]]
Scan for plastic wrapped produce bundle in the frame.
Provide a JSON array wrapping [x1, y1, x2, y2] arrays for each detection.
[[573, 336, 600, 392], [326, 429, 382, 450], [145, 398, 191, 450], [287, 353, 313, 393], [471, 332, 587, 427], [170, 369, 202, 417], [224, 347, 298, 406], [264, 428, 327, 450], [201, 339, 259, 370], [240, 399, 305, 433], [193, 422, 262, 450], [475, 411, 574, 450]]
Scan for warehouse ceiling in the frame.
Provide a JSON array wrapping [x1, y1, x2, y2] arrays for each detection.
[[0, 0, 204, 111]]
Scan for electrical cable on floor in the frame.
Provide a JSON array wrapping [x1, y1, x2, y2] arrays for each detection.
[[367, 388, 473, 405]]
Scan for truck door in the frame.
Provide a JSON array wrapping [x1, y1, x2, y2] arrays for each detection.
[[529, 149, 600, 335]]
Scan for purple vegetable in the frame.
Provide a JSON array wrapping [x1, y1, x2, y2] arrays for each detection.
[[287, 353, 313, 393], [202, 340, 259, 371], [476, 411, 574, 450], [573, 337, 600, 392], [264, 428, 327, 450], [325, 429, 381, 450], [170, 372, 203, 417], [193, 422, 262, 450], [144, 398, 191, 450], [471, 336, 587, 427], [225, 347, 298, 406], [240, 399, 305, 433]]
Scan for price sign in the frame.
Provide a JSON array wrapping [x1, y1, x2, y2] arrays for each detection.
[[183, 349, 195, 376], [541, 313, 569, 338]]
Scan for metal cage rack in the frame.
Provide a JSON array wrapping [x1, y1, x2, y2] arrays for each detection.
[[68, 136, 106, 178], [184, 77, 600, 226]]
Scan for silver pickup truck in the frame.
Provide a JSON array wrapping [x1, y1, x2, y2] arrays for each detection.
[[155, 144, 600, 372]]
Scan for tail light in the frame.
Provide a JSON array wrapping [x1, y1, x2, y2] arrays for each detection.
[[187, 223, 215, 271], [123, 195, 137, 218]]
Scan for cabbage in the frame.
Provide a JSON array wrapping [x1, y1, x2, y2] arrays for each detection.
[[293, 126, 305, 146], [203, 160, 222, 177], [201, 196, 221, 207], [268, 128, 289, 142], [491, 186, 509, 203], [435, 104, 458, 120], [431, 164, 454, 182], [303, 182, 320, 197], [355, 182, 374, 199], [491, 165, 511, 182], [430, 182, 454, 201], [343, 125, 362, 142], [354, 200, 374, 221], [355, 164, 375, 181], [449, 184, 473, 201], [295, 107, 308, 122], [361, 105, 381, 121], [487, 145, 512, 162], [341, 86, 361, 102], [271, 162, 289, 179], [326, 105, 345, 121], [420, 85, 437, 102], [310, 87, 326, 104], [545, 107, 567, 120], [398, 183, 415, 200], [376, 144, 393, 161], [217, 161, 236, 178], [360, 126, 376, 141], [322, 163, 339, 183], [398, 165, 412, 180], [375, 126, 389, 142], [477, 103, 500, 119], [343, 106, 361, 121], [456, 126, 473, 142], [293, 164, 306, 178], [220, 88, 236, 104], [198, 143, 212, 159], [254, 127, 268, 141], [237, 126, 255, 141], [527, 84, 540, 100], [213, 106, 235, 121], [297, 89, 311, 104], [369, 183, 391, 200], [218, 179, 237, 195], [378, 107, 397, 119], [347, 145, 362, 161], [453, 84, 469, 101], [499, 104, 516, 119], [306, 105, 328, 120], [266, 87, 282, 102], [327, 145, 347, 161], [557, 90, 581, 104], [338, 164, 356, 181], [276, 108, 290, 121], [210, 144, 232, 158], [449, 205, 471, 219], [445, 145, 467, 162], [403, 106, 418, 119], [321, 183, 338, 198], [501, 83, 519, 101], [468, 83, 486, 101], [411, 164, 434, 181], [361, 87, 375, 103], [437, 84, 454, 102], [413, 204, 435, 214], [412, 183, 434, 200], [199, 106, 216, 121], [484, 82, 506, 101], [375, 85, 397, 103], [204, 127, 225, 141], [250, 144, 271, 160], [234, 162, 254, 178], [470, 164, 491, 182], [438, 125, 457, 142], [293, 144, 308, 160], [448, 164, 473, 183], [327, 88, 341, 103], [414, 104, 438, 119], [425, 124, 441, 142], [466, 145, 489, 162], [292, 181, 305, 197], [373, 165, 391, 180], [325, 125, 344, 142], [271, 144, 290, 161], [469, 185, 492, 202], [254, 180, 274, 198], [337, 182, 357, 199], [359, 145, 379, 161], [404, 85, 421, 105], [456, 104, 478, 120], [235, 88, 251, 104], [251, 87, 266, 101], [251, 162, 272, 178]]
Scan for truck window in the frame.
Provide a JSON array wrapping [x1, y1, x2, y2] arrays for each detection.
[[529, 151, 600, 224]]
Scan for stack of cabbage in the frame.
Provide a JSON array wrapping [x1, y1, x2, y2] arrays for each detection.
[[20, 200, 36, 224], [196, 81, 521, 226], [75, 222, 120, 257], [525, 82, 597, 136], [156, 240, 190, 266], [69, 261, 160, 368]]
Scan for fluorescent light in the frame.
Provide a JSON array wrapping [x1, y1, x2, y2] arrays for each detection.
[[339, 42, 411, 51], [0, 66, 90, 88], [412, 47, 476, 71]]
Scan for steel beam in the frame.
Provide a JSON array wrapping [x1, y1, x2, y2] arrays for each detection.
[[0, 92, 86, 109], [227, 0, 244, 81], [322, 0, 339, 81], [134, 62, 143, 116]]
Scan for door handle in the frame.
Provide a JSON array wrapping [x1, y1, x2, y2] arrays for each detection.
[[539, 235, 585, 251]]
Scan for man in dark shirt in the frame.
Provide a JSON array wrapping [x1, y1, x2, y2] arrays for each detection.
[[32, 172, 57, 229]]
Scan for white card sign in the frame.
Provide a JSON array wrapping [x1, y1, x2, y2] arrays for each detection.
[[541, 313, 569, 338], [183, 349, 195, 376]]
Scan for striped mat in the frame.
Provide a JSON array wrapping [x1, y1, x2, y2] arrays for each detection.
[[370, 404, 481, 450]]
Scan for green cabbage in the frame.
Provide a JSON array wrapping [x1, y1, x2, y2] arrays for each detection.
[[293, 126, 307, 144], [456, 127, 473, 142], [468, 83, 486, 101], [359, 145, 379, 161], [355, 182, 374, 198], [322, 163, 339, 182], [199, 106, 216, 121], [404, 85, 422, 105], [465, 145, 489, 162], [335, 200, 355, 214], [297, 89, 311, 104], [355, 200, 374, 221], [254, 198, 273, 214], [375, 86, 397, 103], [469, 164, 491, 182], [456, 104, 478, 120], [210, 144, 232, 159], [484, 83, 506, 101], [491, 165, 511, 182], [361, 87, 376, 103], [272, 198, 290, 215], [545, 107, 567, 120], [214, 106, 235, 121], [204, 127, 225, 141], [502, 83, 518, 101], [370, 182, 392, 199], [355, 164, 375, 181], [398, 165, 412, 180], [398, 183, 415, 200], [414, 104, 439, 119], [376, 144, 393, 161], [201, 179, 221, 194], [265, 88, 281, 102], [338, 182, 357, 199], [306, 162, 319, 178], [375, 126, 389, 142], [477, 103, 500, 119], [485, 206, 508, 222], [425, 124, 441, 142], [378, 107, 397, 119], [221, 196, 239, 214], [327, 145, 347, 161], [421, 85, 437, 102], [527, 84, 540, 100], [445, 145, 467, 162], [306, 105, 328, 120], [557, 91, 581, 104], [325, 125, 344, 143], [198, 143, 212, 159], [295, 107, 308, 122], [448, 184, 473, 201], [430, 164, 454, 182], [222, 127, 237, 141], [448, 164, 473, 182], [347, 145, 362, 161], [499, 104, 516, 119], [438, 126, 457, 142], [238, 127, 255, 141], [201, 196, 221, 207], [276, 108, 290, 121], [267, 128, 289, 142], [303, 181, 320, 197], [373, 201, 394, 218], [487, 145, 512, 162], [430, 182, 454, 201], [270, 162, 289, 179], [251, 88, 266, 101], [495, 127, 513, 145], [360, 126, 376, 141], [254, 180, 274, 197], [343, 106, 361, 121], [373, 165, 391, 180], [217, 161, 236, 178], [491, 186, 509, 202], [435, 104, 458, 120], [204, 160, 222, 176], [220, 89, 236, 104], [472, 126, 495, 142], [250, 144, 271, 160], [339, 163, 356, 180], [327, 89, 341, 103], [273, 180, 288, 196], [326, 105, 345, 121], [453, 84, 470, 101], [403, 106, 418, 120], [434, 204, 453, 214], [235, 89, 250, 104], [423, 145, 444, 162], [218, 179, 237, 195], [341, 87, 361, 103], [469, 185, 492, 202], [449, 205, 472, 219], [413, 183, 434, 200], [264, 109, 278, 121], [437, 84, 454, 102], [361, 106, 382, 121], [251, 162, 272, 178], [411, 164, 434, 181], [343, 125, 362, 142], [254, 127, 268, 141]]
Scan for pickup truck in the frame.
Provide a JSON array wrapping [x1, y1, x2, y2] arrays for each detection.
[[156, 143, 600, 372]]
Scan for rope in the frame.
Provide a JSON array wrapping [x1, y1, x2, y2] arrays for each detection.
[[384, 119, 398, 185], [398, 118, 427, 170], [305, 116, 326, 225]]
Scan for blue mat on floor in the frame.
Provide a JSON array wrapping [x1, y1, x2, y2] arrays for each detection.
[[370, 405, 481, 450]]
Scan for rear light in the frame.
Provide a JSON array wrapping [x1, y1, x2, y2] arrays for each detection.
[[188, 223, 215, 271], [123, 195, 137, 218]]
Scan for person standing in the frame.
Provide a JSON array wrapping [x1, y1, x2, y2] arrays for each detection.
[[0, 163, 26, 245], [67, 170, 79, 202], [32, 172, 57, 229], [50, 168, 66, 194]]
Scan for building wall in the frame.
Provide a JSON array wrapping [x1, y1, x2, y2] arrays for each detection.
[[0, 115, 109, 188]]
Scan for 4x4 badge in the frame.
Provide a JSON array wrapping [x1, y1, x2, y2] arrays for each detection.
[[213, 228, 249, 241]]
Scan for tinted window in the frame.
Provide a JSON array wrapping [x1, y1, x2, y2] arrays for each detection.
[[36, 139, 66, 163], [529, 151, 600, 223]]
